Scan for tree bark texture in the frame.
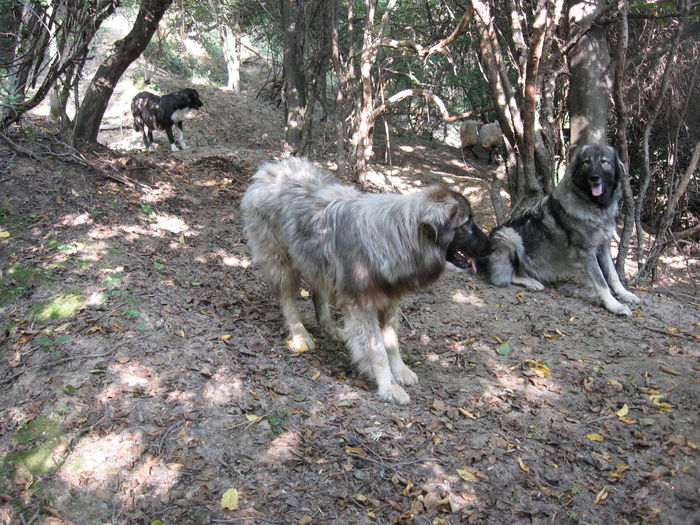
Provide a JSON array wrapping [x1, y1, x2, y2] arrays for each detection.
[[72, 0, 173, 144], [567, 0, 610, 147], [280, 0, 307, 155]]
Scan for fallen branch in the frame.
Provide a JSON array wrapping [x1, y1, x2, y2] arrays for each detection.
[[0, 130, 40, 159]]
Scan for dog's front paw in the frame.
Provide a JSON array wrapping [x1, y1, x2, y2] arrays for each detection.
[[377, 383, 410, 405], [512, 276, 545, 291], [604, 299, 632, 316], [618, 290, 640, 304], [393, 365, 418, 386], [288, 331, 315, 352]]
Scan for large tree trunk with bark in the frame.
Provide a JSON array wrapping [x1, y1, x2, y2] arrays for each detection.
[[280, 0, 307, 155], [222, 17, 242, 94], [72, 0, 172, 144], [567, 0, 610, 147]]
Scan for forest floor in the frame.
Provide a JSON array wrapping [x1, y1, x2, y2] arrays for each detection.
[[1, 45, 700, 525]]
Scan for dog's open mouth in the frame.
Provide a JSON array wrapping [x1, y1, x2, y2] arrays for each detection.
[[447, 250, 478, 273], [591, 184, 603, 197]]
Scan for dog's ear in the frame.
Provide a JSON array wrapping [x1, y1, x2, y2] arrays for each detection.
[[420, 221, 440, 244], [570, 144, 589, 175]]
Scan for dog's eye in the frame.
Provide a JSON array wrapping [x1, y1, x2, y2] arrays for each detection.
[[583, 159, 591, 166], [601, 159, 610, 166]]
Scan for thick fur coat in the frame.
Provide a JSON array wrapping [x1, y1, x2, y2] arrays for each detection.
[[242, 158, 482, 403], [448, 144, 641, 315]]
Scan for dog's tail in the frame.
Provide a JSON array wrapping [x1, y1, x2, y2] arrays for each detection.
[[488, 227, 524, 286]]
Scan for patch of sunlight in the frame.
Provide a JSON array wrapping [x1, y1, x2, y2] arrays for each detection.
[[152, 214, 190, 234], [57, 430, 149, 488], [398, 145, 415, 152], [3, 419, 65, 480], [484, 358, 562, 401], [220, 253, 252, 268], [663, 254, 700, 270], [60, 212, 93, 227], [121, 224, 165, 240], [141, 183, 176, 204], [203, 371, 242, 405], [183, 37, 207, 58], [85, 291, 107, 307], [334, 391, 361, 403], [451, 289, 485, 307], [97, 362, 164, 403], [262, 430, 301, 464], [35, 293, 86, 322]]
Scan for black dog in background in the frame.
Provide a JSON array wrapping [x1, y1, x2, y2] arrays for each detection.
[[131, 88, 203, 151], [447, 144, 640, 315]]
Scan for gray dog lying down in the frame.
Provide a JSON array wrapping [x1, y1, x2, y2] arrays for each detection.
[[447, 144, 640, 316], [241, 157, 484, 403]]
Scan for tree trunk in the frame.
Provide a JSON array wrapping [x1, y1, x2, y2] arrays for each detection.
[[613, 0, 635, 277], [280, 0, 307, 155], [349, 0, 397, 182], [222, 14, 242, 93], [72, 0, 173, 144], [567, 0, 610, 147]]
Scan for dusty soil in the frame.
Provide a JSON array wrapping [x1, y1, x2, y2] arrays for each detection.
[[1, 57, 699, 525]]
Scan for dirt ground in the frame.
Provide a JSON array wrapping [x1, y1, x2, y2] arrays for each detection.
[[1, 57, 700, 525]]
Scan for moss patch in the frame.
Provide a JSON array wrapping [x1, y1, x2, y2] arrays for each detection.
[[34, 293, 86, 322], [2, 419, 65, 480], [0, 264, 50, 306]]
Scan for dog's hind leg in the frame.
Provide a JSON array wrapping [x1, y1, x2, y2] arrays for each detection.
[[596, 244, 640, 305], [312, 289, 343, 341], [270, 266, 315, 352], [141, 127, 153, 150], [343, 304, 410, 404], [380, 303, 417, 386]]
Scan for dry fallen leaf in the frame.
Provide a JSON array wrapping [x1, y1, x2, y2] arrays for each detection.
[[587, 433, 605, 442], [457, 468, 480, 482], [650, 394, 674, 410], [594, 485, 609, 504], [221, 488, 240, 511], [616, 404, 629, 417], [516, 456, 529, 473]]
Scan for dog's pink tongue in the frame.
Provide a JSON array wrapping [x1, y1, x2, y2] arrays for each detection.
[[592, 184, 603, 197]]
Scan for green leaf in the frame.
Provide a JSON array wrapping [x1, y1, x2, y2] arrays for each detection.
[[63, 384, 77, 395], [55, 335, 69, 344], [37, 337, 52, 346], [639, 417, 655, 426], [496, 341, 512, 355]]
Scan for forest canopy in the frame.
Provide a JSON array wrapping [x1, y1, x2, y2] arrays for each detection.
[[0, 0, 698, 283]]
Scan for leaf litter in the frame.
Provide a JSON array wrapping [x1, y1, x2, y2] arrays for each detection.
[[0, 81, 698, 525]]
